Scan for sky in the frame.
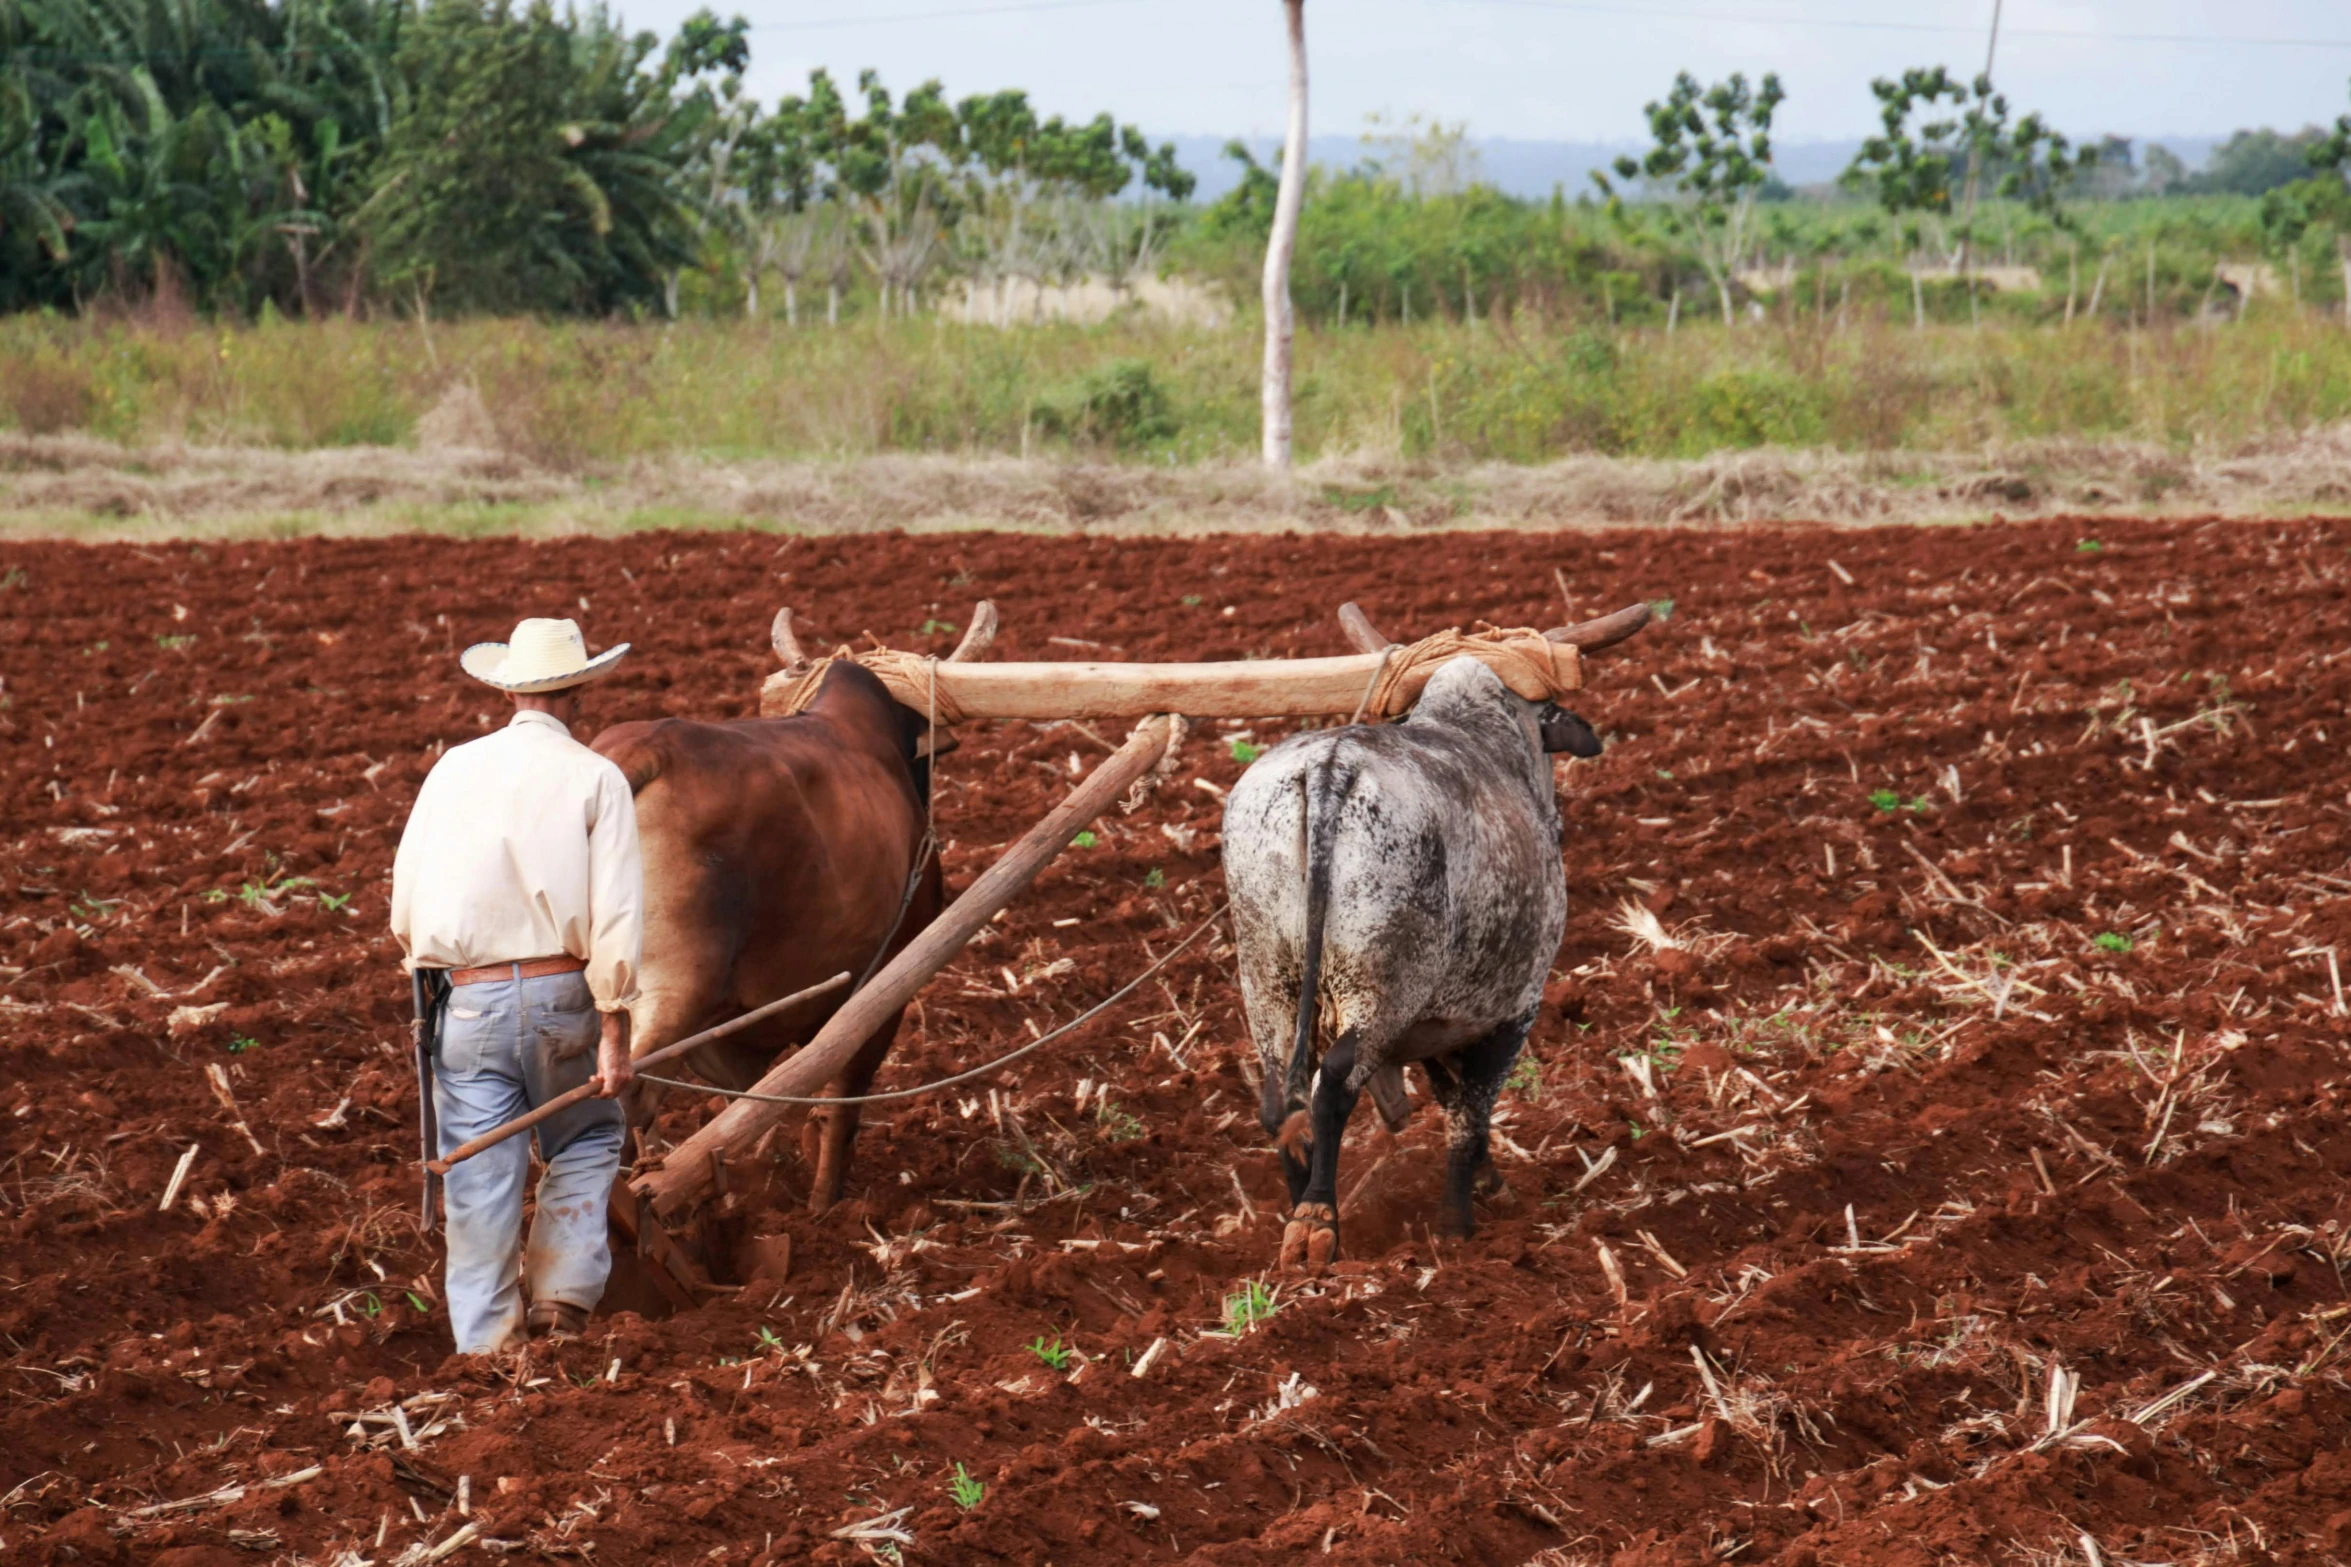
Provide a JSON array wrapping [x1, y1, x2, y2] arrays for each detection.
[[625, 0, 2351, 151]]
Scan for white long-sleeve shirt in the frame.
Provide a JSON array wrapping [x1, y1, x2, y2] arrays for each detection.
[[390, 709, 644, 1011]]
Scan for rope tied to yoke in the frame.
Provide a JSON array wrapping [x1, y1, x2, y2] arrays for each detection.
[[1361, 624, 1575, 719], [771, 648, 975, 724]]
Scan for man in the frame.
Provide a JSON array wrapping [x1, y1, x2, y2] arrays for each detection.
[[391, 617, 643, 1353]]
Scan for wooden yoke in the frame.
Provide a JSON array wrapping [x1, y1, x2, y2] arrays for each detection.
[[758, 599, 1651, 724]]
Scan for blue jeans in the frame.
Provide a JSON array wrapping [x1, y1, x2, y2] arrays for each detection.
[[432, 967, 624, 1353]]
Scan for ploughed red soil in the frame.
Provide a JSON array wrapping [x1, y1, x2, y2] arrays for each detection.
[[5, 520, 2351, 1567]]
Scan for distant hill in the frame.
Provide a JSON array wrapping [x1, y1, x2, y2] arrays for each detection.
[[1161, 133, 2230, 203]]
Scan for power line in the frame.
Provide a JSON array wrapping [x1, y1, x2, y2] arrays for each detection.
[[1461, 0, 2351, 51], [748, 0, 1144, 32]]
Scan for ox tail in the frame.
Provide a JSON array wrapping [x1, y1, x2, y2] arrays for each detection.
[[1278, 753, 1352, 1122]]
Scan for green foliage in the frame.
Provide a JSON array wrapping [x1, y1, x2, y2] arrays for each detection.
[[1070, 830, 1097, 849], [237, 873, 314, 908], [1026, 1334, 1071, 1370], [227, 1035, 258, 1052], [2093, 931, 2134, 954], [1031, 358, 1177, 450], [1845, 66, 2093, 239], [1594, 70, 1785, 324], [1322, 482, 1398, 513], [1505, 1053, 1543, 1101], [1229, 737, 1264, 763], [23, 294, 2351, 460], [1093, 1098, 1145, 1144], [1220, 1280, 1277, 1335], [1142, 867, 1165, 889], [0, 0, 1180, 319], [2190, 128, 2329, 196], [368, 0, 705, 314], [948, 1462, 985, 1510]]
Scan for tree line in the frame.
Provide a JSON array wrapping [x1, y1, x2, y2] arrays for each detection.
[[5, 0, 2351, 330], [0, 0, 1191, 317]]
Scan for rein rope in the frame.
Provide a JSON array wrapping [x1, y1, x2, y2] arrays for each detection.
[[842, 657, 944, 998], [634, 904, 1226, 1108]]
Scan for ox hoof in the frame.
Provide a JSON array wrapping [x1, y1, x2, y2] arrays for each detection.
[[1280, 1203, 1340, 1272]]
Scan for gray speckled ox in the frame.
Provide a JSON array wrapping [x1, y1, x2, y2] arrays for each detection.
[[1222, 655, 1603, 1270]]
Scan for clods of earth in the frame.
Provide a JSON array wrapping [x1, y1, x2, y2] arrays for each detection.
[[5, 519, 2351, 1565]]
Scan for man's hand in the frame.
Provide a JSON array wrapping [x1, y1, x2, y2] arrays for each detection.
[[594, 1009, 633, 1099]]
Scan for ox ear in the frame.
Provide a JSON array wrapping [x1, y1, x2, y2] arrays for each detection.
[[1539, 705, 1603, 758]]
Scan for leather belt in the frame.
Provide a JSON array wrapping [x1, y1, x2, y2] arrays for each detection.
[[448, 954, 587, 988]]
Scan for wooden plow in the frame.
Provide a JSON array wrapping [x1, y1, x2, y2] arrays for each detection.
[[611, 596, 1652, 1306]]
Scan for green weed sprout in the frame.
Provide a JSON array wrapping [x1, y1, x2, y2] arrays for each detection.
[[1094, 1099, 1145, 1144], [1221, 1280, 1278, 1335], [1230, 738, 1265, 763], [2093, 931, 2133, 954], [1027, 1335, 1072, 1371], [949, 1462, 985, 1510]]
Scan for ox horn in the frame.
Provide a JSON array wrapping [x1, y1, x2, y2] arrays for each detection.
[[1546, 602, 1652, 652], [771, 606, 811, 673], [946, 600, 998, 663], [1335, 601, 1397, 655]]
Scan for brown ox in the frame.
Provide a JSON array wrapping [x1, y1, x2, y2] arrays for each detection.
[[592, 660, 941, 1213]]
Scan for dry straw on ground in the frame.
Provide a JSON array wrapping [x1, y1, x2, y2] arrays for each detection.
[[8, 419, 2351, 539]]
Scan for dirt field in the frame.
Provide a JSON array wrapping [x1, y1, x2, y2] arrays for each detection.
[[4, 519, 2351, 1566]]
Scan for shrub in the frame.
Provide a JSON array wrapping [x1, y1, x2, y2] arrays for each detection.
[[0, 346, 95, 434], [1031, 358, 1179, 449]]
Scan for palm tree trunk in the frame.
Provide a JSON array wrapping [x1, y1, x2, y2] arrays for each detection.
[[1260, 0, 1308, 470]]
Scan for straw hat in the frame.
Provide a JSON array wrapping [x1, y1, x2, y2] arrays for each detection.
[[459, 618, 629, 693]]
